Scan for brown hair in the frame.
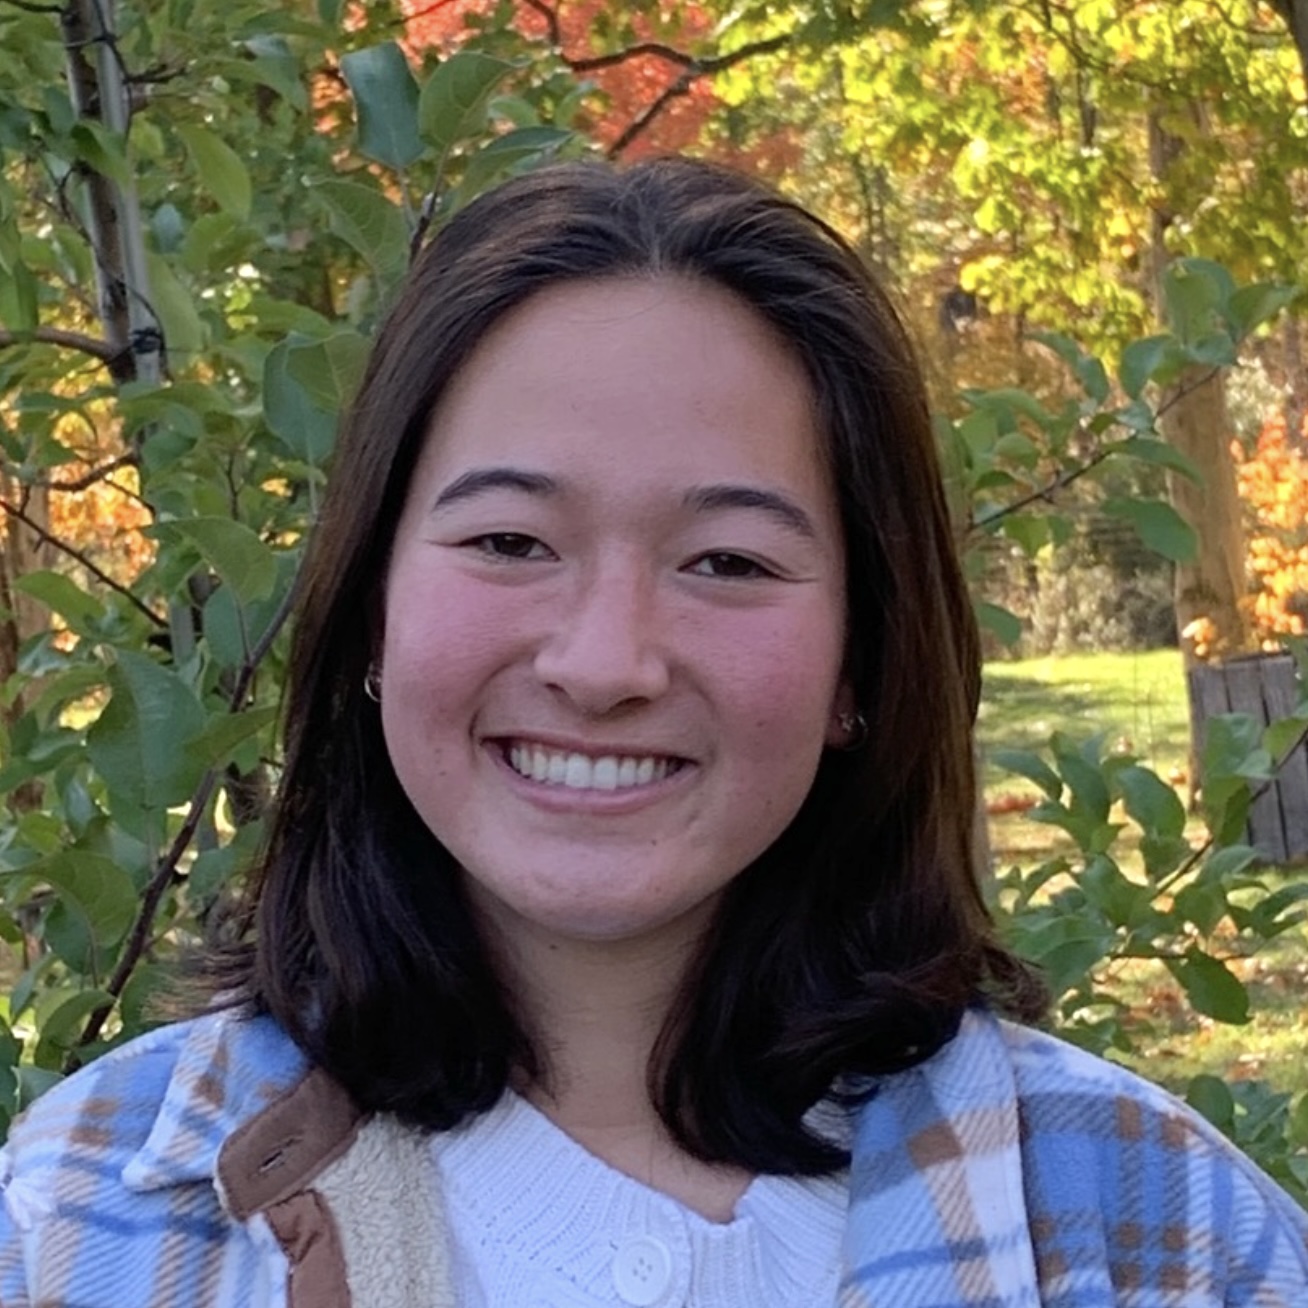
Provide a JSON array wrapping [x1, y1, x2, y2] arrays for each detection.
[[231, 157, 1044, 1173]]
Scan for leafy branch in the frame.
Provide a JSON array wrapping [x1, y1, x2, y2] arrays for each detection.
[[0, 327, 120, 367], [968, 365, 1221, 534], [517, 0, 790, 156], [0, 495, 166, 628], [71, 576, 300, 1059]]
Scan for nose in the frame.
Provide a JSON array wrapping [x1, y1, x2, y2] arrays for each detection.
[[533, 562, 670, 714]]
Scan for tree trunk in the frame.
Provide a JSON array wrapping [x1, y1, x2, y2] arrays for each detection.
[[0, 481, 54, 812], [1160, 369, 1250, 662], [1269, 0, 1308, 85], [1147, 108, 1251, 665]]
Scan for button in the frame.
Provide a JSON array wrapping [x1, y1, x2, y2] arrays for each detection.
[[612, 1234, 673, 1305]]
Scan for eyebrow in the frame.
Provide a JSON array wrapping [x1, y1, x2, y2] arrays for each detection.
[[430, 467, 559, 512], [683, 484, 818, 540]]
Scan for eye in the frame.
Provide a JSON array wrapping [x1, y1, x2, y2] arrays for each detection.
[[686, 552, 774, 579], [464, 532, 554, 561]]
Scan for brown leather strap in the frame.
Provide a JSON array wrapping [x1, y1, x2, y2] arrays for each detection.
[[265, 1190, 351, 1308], [218, 1067, 364, 1221]]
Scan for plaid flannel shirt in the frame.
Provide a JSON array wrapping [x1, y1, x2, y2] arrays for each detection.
[[0, 1007, 1304, 1307]]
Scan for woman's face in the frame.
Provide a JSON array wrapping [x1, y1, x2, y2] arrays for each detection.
[[380, 277, 849, 952]]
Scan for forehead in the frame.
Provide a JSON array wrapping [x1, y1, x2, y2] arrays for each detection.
[[409, 276, 832, 502]]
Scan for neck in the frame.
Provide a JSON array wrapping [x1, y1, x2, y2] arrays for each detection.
[[479, 903, 752, 1221]]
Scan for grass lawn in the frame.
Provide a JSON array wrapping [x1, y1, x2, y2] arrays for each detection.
[[979, 647, 1308, 1103], [979, 648, 1190, 789]]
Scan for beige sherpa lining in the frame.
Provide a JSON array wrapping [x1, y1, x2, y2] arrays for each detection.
[[309, 1113, 455, 1308]]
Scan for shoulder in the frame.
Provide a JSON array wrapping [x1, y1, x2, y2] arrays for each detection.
[[0, 1009, 308, 1307], [846, 1012, 1308, 1305], [2, 1007, 304, 1176], [993, 1014, 1308, 1300]]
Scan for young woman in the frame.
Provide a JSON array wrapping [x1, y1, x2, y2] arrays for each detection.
[[1, 158, 1305, 1307]]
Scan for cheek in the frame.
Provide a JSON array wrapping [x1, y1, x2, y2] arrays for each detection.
[[689, 605, 845, 740]]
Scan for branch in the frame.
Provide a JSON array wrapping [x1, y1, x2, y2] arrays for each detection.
[[605, 34, 791, 157], [968, 366, 1223, 534], [0, 0, 62, 11], [71, 573, 299, 1060], [0, 326, 120, 366], [1156, 711, 1308, 896], [513, 0, 791, 157], [969, 449, 1112, 533], [0, 497, 166, 628], [70, 768, 219, 1059], [42, 452, 138, 492]]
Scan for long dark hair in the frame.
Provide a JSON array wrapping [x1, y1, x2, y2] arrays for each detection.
[[227, 157, 1044, 1175]]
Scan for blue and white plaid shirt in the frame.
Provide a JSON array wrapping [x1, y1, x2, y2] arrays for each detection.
[[0, 1007, 1304, 1306]]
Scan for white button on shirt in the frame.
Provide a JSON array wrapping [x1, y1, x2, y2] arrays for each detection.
[[430, 1090, 850, 1308], [612, 1235, 674, 1305]]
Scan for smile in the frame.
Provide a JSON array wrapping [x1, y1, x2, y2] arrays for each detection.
[[504, 741, 685, 791]]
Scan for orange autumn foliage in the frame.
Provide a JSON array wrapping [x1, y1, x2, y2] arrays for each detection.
[[401, 0, 719, 157], [1234, 412, 1308, 642]]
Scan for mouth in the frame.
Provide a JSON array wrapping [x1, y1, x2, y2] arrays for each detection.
[[500, 740, 689, 792]]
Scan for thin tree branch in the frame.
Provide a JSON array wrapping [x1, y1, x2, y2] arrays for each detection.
[[605, 34, 791, 157], [0, 326, 120, 366], [41, 452, 137, 492], [1156, 712, 1308, 896], [0, 497, 166, 627], [70, 769, 219, 1060], [969, 366, 1222, 534], [70, 574, 299, 1060], [1, 0, 62, 12]]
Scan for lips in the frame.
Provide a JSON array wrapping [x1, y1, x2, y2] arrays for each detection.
[[503, 741, 686, 791]]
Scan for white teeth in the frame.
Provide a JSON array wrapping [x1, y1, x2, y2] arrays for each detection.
[[505, 743, 677, 791]]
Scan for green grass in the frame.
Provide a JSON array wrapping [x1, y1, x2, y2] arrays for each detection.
[[978, 648, 1190, 789], [979, 647, 1308, 1102]]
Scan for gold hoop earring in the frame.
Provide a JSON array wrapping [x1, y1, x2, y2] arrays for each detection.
[[363, 662, 382, 704], [836, 709, 868, 751]]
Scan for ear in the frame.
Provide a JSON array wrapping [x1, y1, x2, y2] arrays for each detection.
[[824, 679, 858, 748]]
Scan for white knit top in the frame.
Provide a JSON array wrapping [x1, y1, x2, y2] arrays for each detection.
[[430, 1091, 849, 1307]]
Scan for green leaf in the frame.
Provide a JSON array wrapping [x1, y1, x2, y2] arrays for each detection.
[[176, 124, 252, 221], [1103, 498, 1196, 564], [418, 51, 516, 167], [285, 331, 369, 413], [340, 42, 424, 170], [991, 747, 1061, 800], [1198, 844, 1259, 885], [1110, 436, 1200, 483], [1166, 948, 1249, 1024], [1052, 743, 1111, 825], [999, 513, 1050, 557], [152, 517, 277, 605], [319, 0, 346, 21], [145, 253, 206, 357], [1164, 260, 1227, 340], [263, 334, 338, 464], [1187, 1073, 1236, 1130], [1174, 882, 1228, 935], [1119, 335, 1178, 400], [975, 599, 1021, 645], [458, 125, 574, 197], [0, 259, 37, 332], [184, 706, 278, 773], [33, 988, 113, 1070], [1227, 283, 1298, 338], [8, 852, 136, 950], [13, 570, 105, 635], [1079, 855, 1150, 927], [69, 122, 131, 185], [1116, 764, 1186, 840], [85, 650, 206, 810], [312, 180, 409, 284]]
